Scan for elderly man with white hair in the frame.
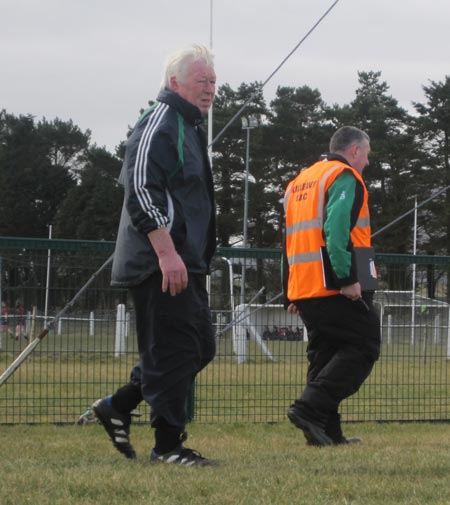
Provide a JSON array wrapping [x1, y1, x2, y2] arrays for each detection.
[[94, 44, 217, 466]]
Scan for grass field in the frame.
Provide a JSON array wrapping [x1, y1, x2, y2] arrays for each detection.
[[1, 337, 450, 424], [1, 421, 450, 505]]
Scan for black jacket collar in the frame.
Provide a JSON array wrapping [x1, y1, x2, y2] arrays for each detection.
[[157, 88, 203, 126], [321, 152, 352, 166]]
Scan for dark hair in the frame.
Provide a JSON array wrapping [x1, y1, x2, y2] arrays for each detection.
[[329, 126, 370, 153]]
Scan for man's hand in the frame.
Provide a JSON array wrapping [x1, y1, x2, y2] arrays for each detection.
[[158, 249, 188, 295], [287, 303, 299, 315], [340, 282, 362, 301], [148, 228, 188, 296]]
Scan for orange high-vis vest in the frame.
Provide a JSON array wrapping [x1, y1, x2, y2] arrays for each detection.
[[284, 159, 371, 300]]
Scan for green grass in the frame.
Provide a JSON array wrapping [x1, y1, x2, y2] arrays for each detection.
[[1, 338, 450, 423], [1, 422, 450, 504]]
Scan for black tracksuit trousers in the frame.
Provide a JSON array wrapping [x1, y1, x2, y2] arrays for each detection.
[[294, 293, 380, 439], [111, 272, 215, 452]]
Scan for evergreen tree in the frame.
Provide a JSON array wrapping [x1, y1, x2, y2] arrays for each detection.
[[212, 82, 267, 247], [330, 71, 420, 256], [265, 85, 332, 247], [53, 146, 123, 240], [413, 76, 450, 256], [0, 111, 88, 237]]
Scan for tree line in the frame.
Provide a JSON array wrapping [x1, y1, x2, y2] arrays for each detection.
[[1, 70, 449, 256]]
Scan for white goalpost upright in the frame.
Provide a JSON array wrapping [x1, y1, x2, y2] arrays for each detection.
[[411, 197, 418, 345]]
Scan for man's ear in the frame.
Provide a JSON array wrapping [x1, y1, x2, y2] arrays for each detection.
[[169, 75, 178, 92], [347, 143, 359, 161]]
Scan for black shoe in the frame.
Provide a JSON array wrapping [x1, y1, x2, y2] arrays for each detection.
[[150, 446, 218, 467], [287, 405, 333, 447], [92, 397, 136, 459]]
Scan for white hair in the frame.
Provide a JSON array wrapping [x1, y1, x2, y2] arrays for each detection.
[[160, 44, 214, 90]]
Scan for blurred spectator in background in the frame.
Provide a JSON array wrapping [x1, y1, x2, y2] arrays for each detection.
[[1, 301, 13, 341], [14, 301, 27, 340]]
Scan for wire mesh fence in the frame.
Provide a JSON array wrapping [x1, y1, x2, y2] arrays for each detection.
[[0, 237, 449, 425]]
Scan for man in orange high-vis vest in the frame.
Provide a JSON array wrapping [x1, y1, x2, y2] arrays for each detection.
[[283, 126, 381, 446]]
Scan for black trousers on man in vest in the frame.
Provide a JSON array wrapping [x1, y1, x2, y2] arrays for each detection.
[[294, 293, 380, 440], [111, 272, 216, 453]]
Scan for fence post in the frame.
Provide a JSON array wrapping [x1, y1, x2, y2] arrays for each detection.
[[115, 304, 126, 357], [447, 307, 450, 360], [233, 304, 248, 364], [89, 311, 95, 337], [25, 311, 31, 337], [387, 314, 392, 345], [126, 311, 130, 337], [58, 318, 62, 336], [434, 314, 440, 344], [30, 306, 37, 341]]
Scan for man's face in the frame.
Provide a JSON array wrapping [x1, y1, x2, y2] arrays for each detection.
[[170, 60, 216, 116]]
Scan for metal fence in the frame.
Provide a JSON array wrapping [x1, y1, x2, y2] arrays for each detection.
[[0, 237, 449, 425]]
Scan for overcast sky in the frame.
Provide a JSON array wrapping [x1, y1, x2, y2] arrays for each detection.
[[1, 0, 449, 153]]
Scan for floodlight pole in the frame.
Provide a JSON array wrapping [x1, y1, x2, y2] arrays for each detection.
[[411, 197, 418, 345], [241, 127, 250, 306], [44, 224, 52, 327], [240, 116, 259, 305]]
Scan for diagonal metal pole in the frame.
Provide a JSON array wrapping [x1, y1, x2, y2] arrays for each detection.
[[210, 0, 340, 147], [217, 291, 282, 337], [221, 183, 450, 327], [372, 183, 450, 238], [1, 1, 343, 387], [0, 254, 114, 386], [3, 179, 448, 387]]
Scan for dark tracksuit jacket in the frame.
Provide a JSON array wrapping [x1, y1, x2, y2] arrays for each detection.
[[112, 88, 216, 287]]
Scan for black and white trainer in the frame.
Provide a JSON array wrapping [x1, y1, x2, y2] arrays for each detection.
[[92, 397, 136, 459], [150, 446, 218, 467]]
